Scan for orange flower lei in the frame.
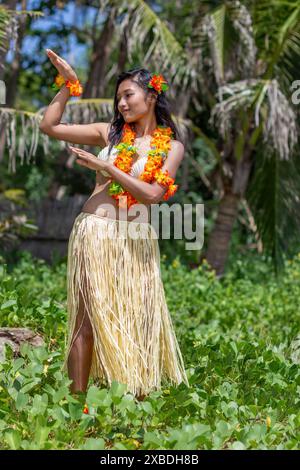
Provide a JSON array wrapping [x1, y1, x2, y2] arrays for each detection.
[[51, 73, 83, 96], [107, 123, 178, 208]]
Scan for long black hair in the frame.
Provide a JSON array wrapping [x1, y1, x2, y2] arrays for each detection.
[[107, 67, 182, 155]]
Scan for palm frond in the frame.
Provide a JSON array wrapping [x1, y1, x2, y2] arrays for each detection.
[[98, 0, 198, 95], [210, 4, 226, 84], [0, 7, 11, 57], [209, 78, 260, 138], [262, 79, 298, 160], [246, 145, 300, 274], [253, 0, 300, 89], [210, 78, 298, 160], [0, 107, 50, 173], [228, 0, 257, 77], [194, 0, 257, 87], [0, 6, 43, 65]]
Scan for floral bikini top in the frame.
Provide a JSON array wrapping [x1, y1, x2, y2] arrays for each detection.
[[97, 144, 167, 178]]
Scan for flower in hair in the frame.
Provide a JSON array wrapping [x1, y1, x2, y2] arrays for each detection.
[[147, 74, 169, 94]]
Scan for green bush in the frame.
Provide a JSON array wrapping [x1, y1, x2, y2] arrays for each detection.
[[0, 250, 299, 449]]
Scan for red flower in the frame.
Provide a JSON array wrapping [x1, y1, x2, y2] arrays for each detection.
[[83, 404, 89, 414], [147, 74, 169, 94]]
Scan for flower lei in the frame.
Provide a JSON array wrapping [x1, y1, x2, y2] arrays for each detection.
[[107, 123, 178, 208], [51, 73, 83, 96]]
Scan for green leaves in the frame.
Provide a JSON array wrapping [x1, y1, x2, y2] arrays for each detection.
[[15, 392, 29, 411], [108, 181, 124, 195], [1, 251, 300, 449], [3, 430, 22, 450], [79, 438, 105, 450], [1, 299, 17, 310], [86, 385, 112, 409]]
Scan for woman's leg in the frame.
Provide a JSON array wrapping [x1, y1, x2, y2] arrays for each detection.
[[67, 284, 94, 394]]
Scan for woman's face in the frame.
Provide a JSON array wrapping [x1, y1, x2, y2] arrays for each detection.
[[116, 79, 154, 122]]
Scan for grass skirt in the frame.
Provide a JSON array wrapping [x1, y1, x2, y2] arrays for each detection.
[[61, 211, 189, 397]]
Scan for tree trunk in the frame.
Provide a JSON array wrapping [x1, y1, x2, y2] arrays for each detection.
[[202, 152, 254, 276], [82, 9, 116, 99], [116, 28, 128, 76], [204, 190, 240, 276]]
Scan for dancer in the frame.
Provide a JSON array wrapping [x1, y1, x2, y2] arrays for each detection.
[[40, 49, 189, 401]]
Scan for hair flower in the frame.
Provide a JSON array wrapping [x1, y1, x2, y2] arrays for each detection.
[[147, 74, 169, 94]]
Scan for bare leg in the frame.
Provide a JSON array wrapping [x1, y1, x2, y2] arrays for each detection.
[[67, 284, 94, 395]]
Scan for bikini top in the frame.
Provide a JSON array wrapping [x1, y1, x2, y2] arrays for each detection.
[[97, 144, 166, 178]]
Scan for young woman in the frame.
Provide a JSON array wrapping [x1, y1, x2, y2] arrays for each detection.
[[40, 49, 189, 401]]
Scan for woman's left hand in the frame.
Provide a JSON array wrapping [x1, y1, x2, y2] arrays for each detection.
[[68, 146, 110, 172]]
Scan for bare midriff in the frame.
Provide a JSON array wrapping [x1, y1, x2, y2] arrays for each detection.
[[81, 162, 151, 224]]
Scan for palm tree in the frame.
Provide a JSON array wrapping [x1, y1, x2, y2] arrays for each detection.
[[188, 0, 300, 275], [0, 3, 43, 163], [0, 1, 193, 170], [1, 0, 299, 276]]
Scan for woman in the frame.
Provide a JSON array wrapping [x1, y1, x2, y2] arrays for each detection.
[[40, 49, 189, 401]]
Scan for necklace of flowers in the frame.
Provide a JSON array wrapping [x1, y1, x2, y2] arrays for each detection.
[[107, 123, 178, 208]]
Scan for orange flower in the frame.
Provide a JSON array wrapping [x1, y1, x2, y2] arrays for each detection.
[[65, 79, 83, 96], [147, 74, 169, 94], [155, 169, 175, 187], [52, 74, 83, 96], [83, 404, 89, 414], [54, 74, 65, 87], [163, 184, 178, 200]]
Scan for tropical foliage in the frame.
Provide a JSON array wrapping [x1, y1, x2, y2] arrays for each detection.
[[1, 1, 299, 274], [0, 250, 300, 449]]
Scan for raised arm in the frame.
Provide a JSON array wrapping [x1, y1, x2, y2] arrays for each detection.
[[39, 49, 110, 147]]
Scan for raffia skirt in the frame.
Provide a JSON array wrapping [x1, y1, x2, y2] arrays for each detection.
[[61, 211, 189, 397]]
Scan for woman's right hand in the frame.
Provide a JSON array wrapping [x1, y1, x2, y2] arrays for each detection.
[[46, 49, 78, 83]]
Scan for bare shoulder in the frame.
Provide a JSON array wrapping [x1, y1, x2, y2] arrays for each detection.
[[159, 139, 185, 179], [170, 139, 185, 158]]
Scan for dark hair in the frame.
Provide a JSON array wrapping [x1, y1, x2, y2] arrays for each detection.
[[107, 67, 182, 155]]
